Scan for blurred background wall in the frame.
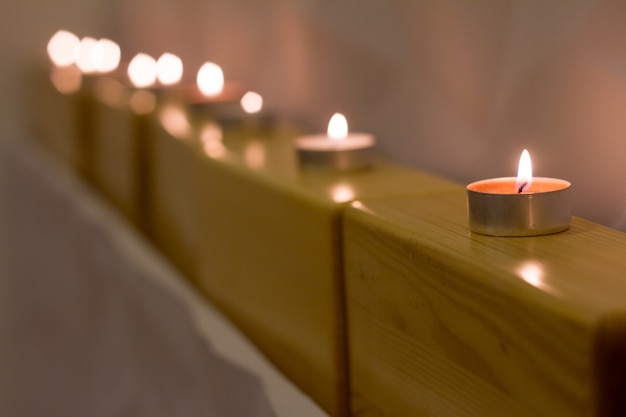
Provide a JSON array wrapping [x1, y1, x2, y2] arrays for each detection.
[[3, 0, 626, 230]]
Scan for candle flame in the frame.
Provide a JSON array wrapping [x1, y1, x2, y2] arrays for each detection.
[[516, 149, 532, 193], [240, 91, 263, 114], [75, 37, 99, 73], [92, 39, 121, 73], [327, 112, 348, 141], [156, 53, 183, 85], [197, 62, 224, 96], [128, 53, 157, 88], [47, 30, 80, 67]]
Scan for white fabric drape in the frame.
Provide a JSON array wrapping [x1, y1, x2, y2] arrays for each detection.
[[0, 135, 326, 417]]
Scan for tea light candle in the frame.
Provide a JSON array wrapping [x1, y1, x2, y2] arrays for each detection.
[[185, 62, 245, 123], [295, 113, 375, 170], [185, 62, 243, 103], [467, 149, 571, 236], [46, 30, 83, 94]]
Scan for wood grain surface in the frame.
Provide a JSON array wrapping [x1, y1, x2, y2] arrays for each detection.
[[91, 98, 139, 223], [196, 126, 460, 416], [344, 190, 626, 417], [148, 104, 200, 279]]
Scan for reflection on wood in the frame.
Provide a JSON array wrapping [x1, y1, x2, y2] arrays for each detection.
[[344, 190, 626, 417]]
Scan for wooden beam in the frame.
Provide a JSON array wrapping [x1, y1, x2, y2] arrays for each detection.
[[344, 190, 626, 417]]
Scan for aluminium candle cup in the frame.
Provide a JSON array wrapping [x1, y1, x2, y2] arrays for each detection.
[[467, 177, 571, 237], [295, 133, 375, 171], [185, 83, 245, 123]]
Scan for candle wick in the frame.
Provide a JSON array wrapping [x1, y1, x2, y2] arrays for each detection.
[[518, 182, 528, 193]]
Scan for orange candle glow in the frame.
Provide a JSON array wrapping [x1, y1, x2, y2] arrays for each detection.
[[466, 149, 571, 236]]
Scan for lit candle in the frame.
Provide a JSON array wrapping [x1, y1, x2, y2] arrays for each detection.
[[127, 53, 158, 88], [185, 61, 247, 125], [237, 90, 275, 131], [466, 149, 571, 236], [156, 53, 183, 86], [127, 53, 158, 114], [188, 62, 244, 103], [92, 39, 121, 73], [47, 30, 80, 67], [74, 37, 121, 75], [295, 113, 376, 171], [46, 30, 82, 94]]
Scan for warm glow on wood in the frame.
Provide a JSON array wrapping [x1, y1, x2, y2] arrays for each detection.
[[159, 104, 192, 139], [127, 53, 157, 88]]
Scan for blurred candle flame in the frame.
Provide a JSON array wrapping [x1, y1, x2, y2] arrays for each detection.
[[327, 113, 348, 141], [47, 30, 80, 67], [75, 37, 99, 73], [156, 53, 183, 86], [128, 53, 157, 88], [92, 39, 120, 73], [240, 91, 263, 114], [197, 62, 224, 96], [516, 149, 533, 193]]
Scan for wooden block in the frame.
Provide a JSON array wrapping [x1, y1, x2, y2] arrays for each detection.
[[91, 95, 140, 224], [28, 66, 92, 173], [344, 190, 626, 417], [196, 130, 460, 416], [148, 102, 200, 279], [90, 78, 160, 232]]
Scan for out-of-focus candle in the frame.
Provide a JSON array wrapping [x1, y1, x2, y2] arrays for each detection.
[[295, 112, 375, 171], [47, 30, 80, 67], [189, 61, 244, 103], [128, 53, 158, 88], [156, 53, 183, 86], [92, 39, 121, 73], [466, 149, 571, 236], [186, 61, 245, 125], [126, 53, 158, 114], [237, 90, 275, 130], [197, 62, 224, 97], [124, 52, 183, 109], [46, 30, 83, 94], [240, 91, 263, 114], [75, 37, 99, 74]]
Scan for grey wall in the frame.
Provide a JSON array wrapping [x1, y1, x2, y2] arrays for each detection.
[[4, 0, 626, 230]]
